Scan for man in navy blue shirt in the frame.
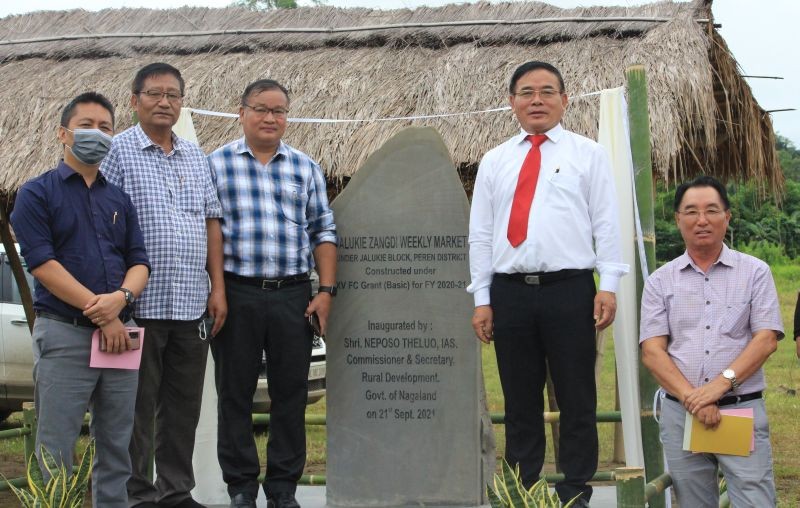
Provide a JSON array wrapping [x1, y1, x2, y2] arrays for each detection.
[[11, 92, 150, 508]]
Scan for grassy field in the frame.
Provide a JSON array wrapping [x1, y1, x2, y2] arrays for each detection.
[[1, 265, 799, 506]]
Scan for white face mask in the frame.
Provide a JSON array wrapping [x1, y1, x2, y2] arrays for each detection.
[[66, 128, 113, 165]]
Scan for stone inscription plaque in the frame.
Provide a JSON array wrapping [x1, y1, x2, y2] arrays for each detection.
[[327, 127, 486, 506]]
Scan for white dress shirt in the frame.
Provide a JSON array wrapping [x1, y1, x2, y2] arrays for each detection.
[[467, 123, 629, 306]]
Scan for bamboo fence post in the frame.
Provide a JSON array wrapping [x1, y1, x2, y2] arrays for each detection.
[[616, 466, 646, 508], [22, 401, 37, 464], [626, 64, 665, 508]]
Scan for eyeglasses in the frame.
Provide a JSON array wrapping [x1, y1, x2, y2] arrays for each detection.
[[138, 89, 184, 103], [513, 88, 563, 101], [678, 208, 726, 220], [243, 104, 289, 118]]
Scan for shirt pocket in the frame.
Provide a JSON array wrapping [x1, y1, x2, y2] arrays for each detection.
[[547, 171, 580, 191], [278, 183, 307, 226], [175, 173, 206, 215], [719, 301, 751, 339]]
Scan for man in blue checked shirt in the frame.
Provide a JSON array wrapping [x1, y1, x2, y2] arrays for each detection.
[[207, 79, 337, 508], [101, 63, 227, 508]]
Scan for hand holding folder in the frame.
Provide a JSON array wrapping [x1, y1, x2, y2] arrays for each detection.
[[683, 408, 754, 457], [89, 327, 145, 370]]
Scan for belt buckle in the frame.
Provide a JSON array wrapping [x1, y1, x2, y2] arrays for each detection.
[[262, 279, 282, 289], [524, 275, 540, 285]]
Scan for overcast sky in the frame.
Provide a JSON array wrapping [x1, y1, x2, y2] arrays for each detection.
[[1, 0, 797, 146]]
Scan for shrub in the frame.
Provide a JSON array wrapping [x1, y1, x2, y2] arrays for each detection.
[[487, 459, 580, 507], [6, 439, 94, 508], [736, 240, 791, 266]]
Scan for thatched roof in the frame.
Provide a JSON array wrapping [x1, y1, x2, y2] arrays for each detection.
[[0, 0, 782, 197]]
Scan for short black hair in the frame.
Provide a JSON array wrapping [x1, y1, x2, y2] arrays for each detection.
[[673, 175, 730, 212], [509, 61, 566, 95], [241, 79, 290, 106], [132, 62, 185, 95], [60, 92, 115, 128]]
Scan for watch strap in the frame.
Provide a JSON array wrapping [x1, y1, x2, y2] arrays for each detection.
[[118, 287, 135, 305], [318, 285, 337, 296]]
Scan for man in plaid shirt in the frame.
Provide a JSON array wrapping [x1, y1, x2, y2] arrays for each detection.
[[101, 63, 226, 508], [207, 79, 337, 508]]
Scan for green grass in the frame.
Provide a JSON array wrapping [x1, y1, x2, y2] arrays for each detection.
[[2, 266, 799, 505], [303, 263, 800, 505]]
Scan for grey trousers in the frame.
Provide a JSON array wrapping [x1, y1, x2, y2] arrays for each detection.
[[127, 318, 208, 507], [32, 316, 138, 508], [659, 395, 776, 508]]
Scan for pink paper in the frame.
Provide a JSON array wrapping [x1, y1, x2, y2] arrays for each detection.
[[89, 327, 144, 370], [720, 407, 755, 451]]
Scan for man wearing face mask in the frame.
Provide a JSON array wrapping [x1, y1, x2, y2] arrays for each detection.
[[11, 92, 150, 507], [101, 63, 225, 508]]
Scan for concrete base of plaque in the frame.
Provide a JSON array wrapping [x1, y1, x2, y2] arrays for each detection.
[[327, 127, 494, 506]]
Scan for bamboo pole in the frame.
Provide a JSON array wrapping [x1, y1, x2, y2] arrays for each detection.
[[626, 64, 665, 508], [22, 402, 36, 464], [616, 466, 646, 508], [545, 366, 561, 473]]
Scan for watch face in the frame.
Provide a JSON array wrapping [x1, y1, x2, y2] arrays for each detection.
[[723, 369, 735, 379]]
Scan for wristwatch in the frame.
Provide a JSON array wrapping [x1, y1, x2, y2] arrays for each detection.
[[118, 287, 135, 306], [317, 285, 337, 297], [722, 368, 740, 391]]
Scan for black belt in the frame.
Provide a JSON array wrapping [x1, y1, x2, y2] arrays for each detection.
[[224, 271, 310, 290], [664, 391, 762, 407], [35, 311, 131, 328], [496, 269, 593, 286]]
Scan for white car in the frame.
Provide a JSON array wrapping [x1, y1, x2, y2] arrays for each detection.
[[0, 245, 326, 421]]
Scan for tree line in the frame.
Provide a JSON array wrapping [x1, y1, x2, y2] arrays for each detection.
[[655, 134, 800, 265]]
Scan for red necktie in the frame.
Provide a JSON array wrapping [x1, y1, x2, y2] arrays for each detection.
[[507, 134, 548, 247]]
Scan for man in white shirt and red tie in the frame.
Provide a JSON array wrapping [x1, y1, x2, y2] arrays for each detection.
[[468, 61, 628, 507]]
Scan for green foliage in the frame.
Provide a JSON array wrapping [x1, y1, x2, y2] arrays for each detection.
[[234, 0, 298, 9], [737, 240, 790, 265], [654, 132, 800, 264], [232, 0, 326, 9], [653, 183, 683, 263], [487, 459, 580, 507], [5, 440, 94, 508], [777, 135, 800, 181]]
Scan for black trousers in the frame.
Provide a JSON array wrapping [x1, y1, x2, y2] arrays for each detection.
[[491, 272, 597, 503], [212, 276, 313, 498], [128, 318, 208, 507]]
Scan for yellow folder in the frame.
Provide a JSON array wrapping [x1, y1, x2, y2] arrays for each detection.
[[682, 412, 753, 457]]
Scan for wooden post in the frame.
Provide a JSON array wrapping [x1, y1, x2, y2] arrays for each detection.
[[615, 466, 645, 508], [626, 64, 665, 508], [545, 364, 560, 472], [22, 401, 37, 464], [613, 371, 626, 462], [0, 199, 34, 334]]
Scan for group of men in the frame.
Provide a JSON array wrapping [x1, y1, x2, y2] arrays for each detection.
[[467, 61, 784, 507], [11, 63, 335, 508], [9, 58, 785, 508]]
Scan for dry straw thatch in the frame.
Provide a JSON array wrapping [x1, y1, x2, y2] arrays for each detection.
[[0, 0, 781, 197]]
